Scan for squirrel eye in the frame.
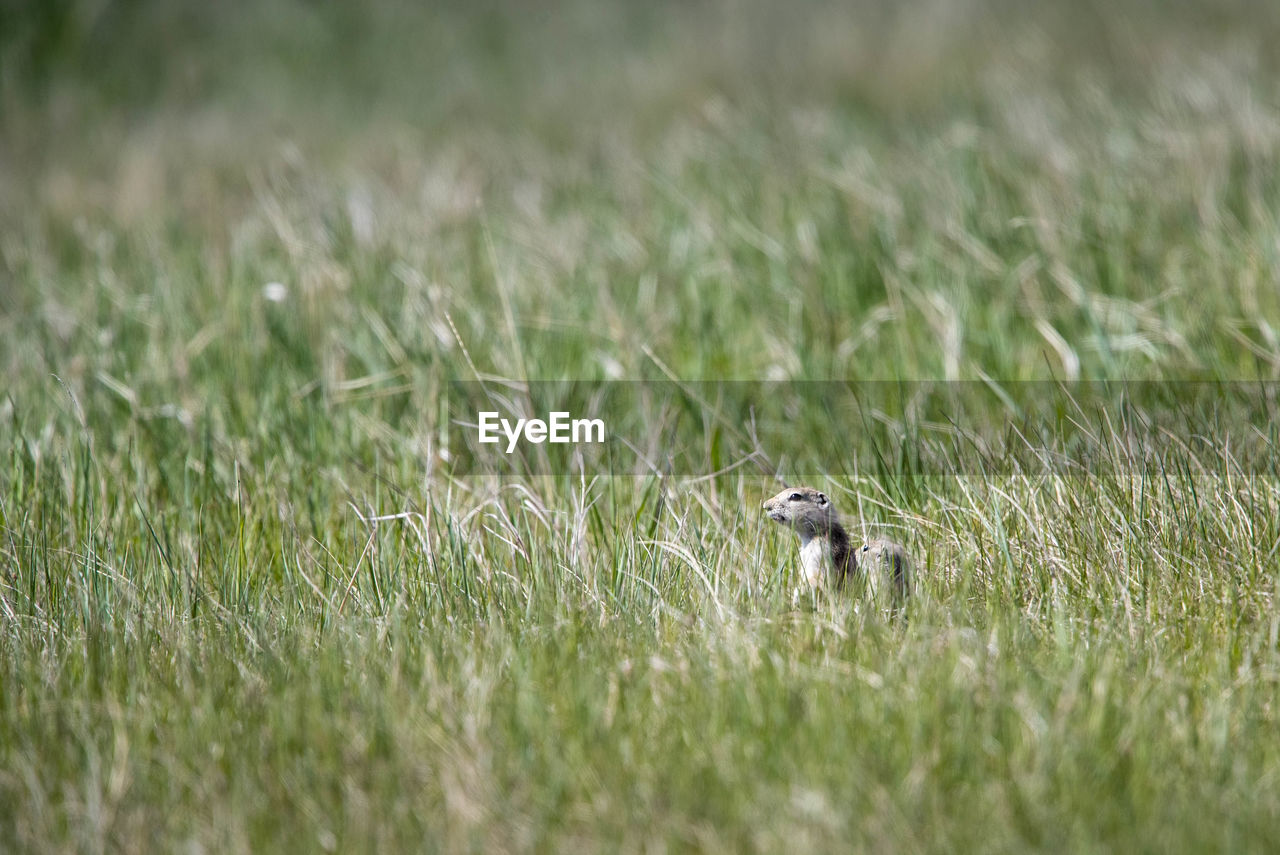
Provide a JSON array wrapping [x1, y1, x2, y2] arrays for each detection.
[[788, 492, 803, 501]]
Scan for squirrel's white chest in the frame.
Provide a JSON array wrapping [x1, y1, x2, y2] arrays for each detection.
[[798, 536, 832, 588]]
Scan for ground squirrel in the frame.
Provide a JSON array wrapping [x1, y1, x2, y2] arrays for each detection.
[[762, 486, 911, 602]]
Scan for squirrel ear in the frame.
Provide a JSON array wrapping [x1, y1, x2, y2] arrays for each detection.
[[817, 492, 828, 506]]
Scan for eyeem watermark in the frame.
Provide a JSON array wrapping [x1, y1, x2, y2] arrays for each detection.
[[478, 411, 606, 453], [448, 381, 1280, 475]]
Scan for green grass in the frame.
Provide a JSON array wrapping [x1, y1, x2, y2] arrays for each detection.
[[3, 1, 1280, 851]]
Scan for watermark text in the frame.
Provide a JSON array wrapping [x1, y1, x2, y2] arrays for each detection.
[[478, 411, 606, 453]]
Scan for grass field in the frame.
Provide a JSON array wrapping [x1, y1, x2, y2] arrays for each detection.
[[3, 1, 1280, 851]]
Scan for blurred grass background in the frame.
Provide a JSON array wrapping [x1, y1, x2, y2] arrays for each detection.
[[2, 1, 1280, 852]]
